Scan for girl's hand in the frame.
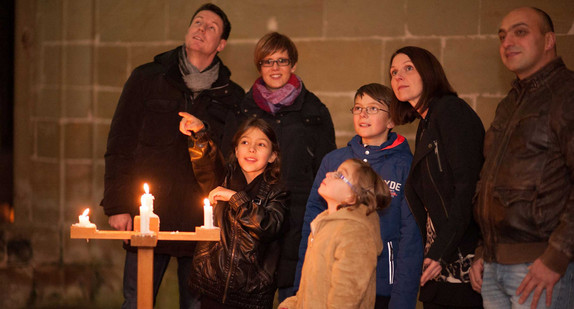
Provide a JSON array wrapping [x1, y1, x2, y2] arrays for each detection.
[[208, 186, 236, 204], [420, 258, 442, 286], [178, 112, 205, 136]]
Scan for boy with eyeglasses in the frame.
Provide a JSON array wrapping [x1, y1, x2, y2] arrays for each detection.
[[294, 83, 423, 309]]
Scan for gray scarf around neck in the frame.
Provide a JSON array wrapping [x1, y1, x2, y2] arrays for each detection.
[[178, 45, 220, 93]]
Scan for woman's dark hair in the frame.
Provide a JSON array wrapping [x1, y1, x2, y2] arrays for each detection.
[[190, 3, 231, 40], [354, 83, 395, 109], [228, 118, 281, 184], [389, 46, 456, 124], [254, 32, 298, 72], [337, 159, 391, 215]]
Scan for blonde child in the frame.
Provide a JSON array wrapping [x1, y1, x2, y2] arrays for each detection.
[[280, 158, 390, 308]]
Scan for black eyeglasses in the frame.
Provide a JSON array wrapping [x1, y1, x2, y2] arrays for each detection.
[[259, 58, 291, 67], [350, 106, 389, 115]]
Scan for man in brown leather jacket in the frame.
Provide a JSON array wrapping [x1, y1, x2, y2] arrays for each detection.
[[470, 7, 574, 309]]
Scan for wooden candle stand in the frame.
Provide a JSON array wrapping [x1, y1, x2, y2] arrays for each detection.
[[70, 216, 219, 309]]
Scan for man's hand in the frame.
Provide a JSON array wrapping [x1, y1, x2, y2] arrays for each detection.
[[469, 258, 484, 293], [420, 258, 442, 286], [179, 112, 205, 136], [109, 213, 132, 244], [516, 258, 561, 309]]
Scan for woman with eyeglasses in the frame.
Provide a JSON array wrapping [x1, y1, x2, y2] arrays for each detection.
[[220, 32, 336, 302], [293, 83, 423, 309], [389, 46, 484, 309]]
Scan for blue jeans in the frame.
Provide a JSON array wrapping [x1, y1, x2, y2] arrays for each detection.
[[122, 251, 200, 309], [482, 262, 574, 309]]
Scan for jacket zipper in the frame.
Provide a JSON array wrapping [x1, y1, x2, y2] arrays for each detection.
[[387, 242, 394, 284], [426, 156, 449, 219], [222, 215, 238, 303], [433, 140, 443, 172]]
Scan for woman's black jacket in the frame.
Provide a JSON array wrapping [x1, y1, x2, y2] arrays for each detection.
[[405, 94, 484, 264], [187, 131, 289, 309]]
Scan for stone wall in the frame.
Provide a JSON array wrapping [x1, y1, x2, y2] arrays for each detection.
[[3, 0, 574, 308]]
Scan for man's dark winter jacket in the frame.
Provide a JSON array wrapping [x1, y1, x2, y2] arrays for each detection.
[[221, 85, 336, 288], [475, 58, 574, 275], [101, 46, 244, 256]]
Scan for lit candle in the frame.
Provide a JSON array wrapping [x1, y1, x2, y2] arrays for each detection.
[[141, 183, 155, 212], [203, 198, 214, 228], [76, 208, 95, 227], [140, 205, 150, 234]]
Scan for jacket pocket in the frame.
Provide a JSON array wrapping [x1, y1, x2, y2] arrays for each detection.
[[140, 99, 180, 146]]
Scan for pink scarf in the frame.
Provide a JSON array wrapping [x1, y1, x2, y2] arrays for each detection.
[[252, 74, 302, 114]]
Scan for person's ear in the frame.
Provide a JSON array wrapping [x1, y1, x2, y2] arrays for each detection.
[[544, 32, 556, 53], [290, 63, 297, 73], [216, 39, 227, 52], [268, 152, 277, 164]]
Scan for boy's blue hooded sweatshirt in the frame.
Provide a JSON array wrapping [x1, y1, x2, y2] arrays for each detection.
[[294, 132, 423, 309]]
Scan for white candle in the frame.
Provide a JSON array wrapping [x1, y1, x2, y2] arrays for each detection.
[[203, 198, 214, 228], [140, 205, 150, 234], [76, 208, 95, 227], [141, 183, 155, 213]]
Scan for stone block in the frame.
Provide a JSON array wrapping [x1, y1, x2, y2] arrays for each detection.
[[129, 44, 174, 71], [37, 120, 60, 158], [31, 227, 60, 264], [64, 163, 93, 223], [407, 0, 480, 35], [38, 0, 63, 41], [31, 161, 60, 225], [383, 39, 442, 85], [557, 35, 574, 70], [443, 37, 515, 94], [325, 0, 405, 37], [476, 95, 505, 129], [64, 122, 93, 159], [42, 45, 63, 86], [64, 88, 92, 118], [218, 0, 323, 39], [65, 0, 94, 40], [7, 238, 33, 264], [98, 0, 166, 42], [33, 264, 97, 307], [96, 46, 128, 87], [36, 88, 62, 118], [0, 267, 34, 309], [167, 0, 210, 41], [95, 123, 110, 160], [480, 0, 574, 35], [321, 94, 355, 140], [65, 45, 93, 86], [219, 42, 259, 91], [95, 90, 120, 119], [296, 40, 383, 92], [92, 264, 124, 307], [394, 120, 419, 153]]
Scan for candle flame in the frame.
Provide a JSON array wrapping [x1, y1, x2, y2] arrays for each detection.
[[203, 198, 210, 207], [144, 183, 150, 194], [81, 208, 90, 216]]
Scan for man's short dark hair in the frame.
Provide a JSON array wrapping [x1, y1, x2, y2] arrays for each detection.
[[531, 7, 555, 33], [190, 3, 231, 40]]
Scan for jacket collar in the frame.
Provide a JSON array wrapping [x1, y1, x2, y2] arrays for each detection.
[[512, 57, 564, 92]]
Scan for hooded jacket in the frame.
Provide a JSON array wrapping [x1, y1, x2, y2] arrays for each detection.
[[280, 205, 382, 309], [101, 46, 244, 256], [295, 132, 423, 309]]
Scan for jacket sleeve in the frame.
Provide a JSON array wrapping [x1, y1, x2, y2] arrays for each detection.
[[543, 94, 574, 274], [228, 185, 289, 243], [427, 97, 485, 262], [101, 68, 146, 216], [389, 162, 424, 309], [188, 129, 226, 195], [293, 156, 333, 291], [327, 222, 379, 308]]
